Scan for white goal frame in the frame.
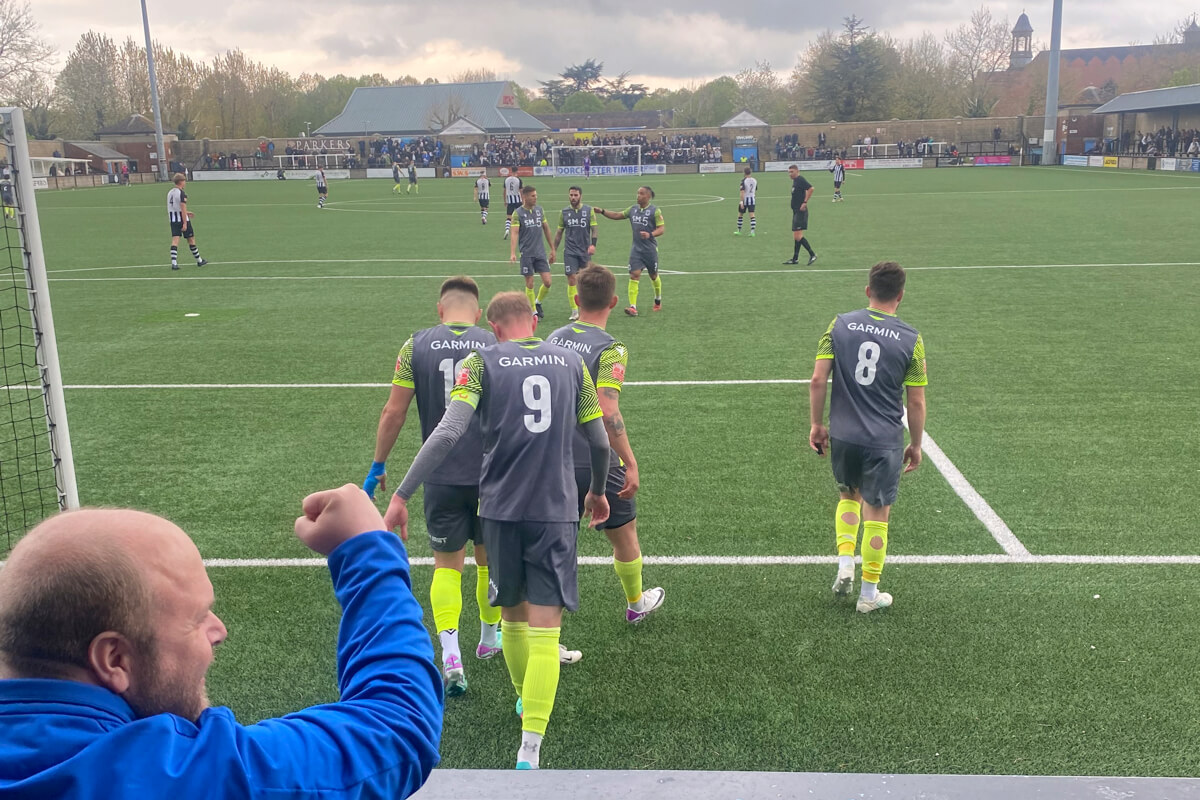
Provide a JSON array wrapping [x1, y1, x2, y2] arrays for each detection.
[[549, 145, 642, 176], [1, 108, 79, 514]]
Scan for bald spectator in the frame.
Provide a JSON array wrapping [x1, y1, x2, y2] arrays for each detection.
[[0, 484, 442, 798]]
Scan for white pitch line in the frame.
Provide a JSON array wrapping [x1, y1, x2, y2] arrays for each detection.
[[12, 260, 1196, 284], [194, 553, 1200, 568], [921, 430, 1030, 556], [0, 379, 813, 391]]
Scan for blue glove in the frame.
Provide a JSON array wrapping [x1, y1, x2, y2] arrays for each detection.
[[363, 461, 387, 499]]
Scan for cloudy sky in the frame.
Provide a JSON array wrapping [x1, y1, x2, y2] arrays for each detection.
[[29, 1, 1200, 88]]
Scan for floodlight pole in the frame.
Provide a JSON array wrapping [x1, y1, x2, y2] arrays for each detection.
[[141, 0, 169, 180], [1041, 0, 1064, 164]]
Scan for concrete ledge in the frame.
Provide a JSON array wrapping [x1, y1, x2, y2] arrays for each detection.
[[411, 769, 1200, 799]]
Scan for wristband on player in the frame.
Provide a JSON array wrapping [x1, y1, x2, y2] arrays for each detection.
[[363, 460, 386, 496], [591, 236, 598, 246]]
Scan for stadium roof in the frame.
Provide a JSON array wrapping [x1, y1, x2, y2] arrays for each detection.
[[1093, 83, 1200, 114], [68, 141, 131, 161], [721, 110, 768, 128], [315, 82, 547, 136], [96, 114, 175, 136]]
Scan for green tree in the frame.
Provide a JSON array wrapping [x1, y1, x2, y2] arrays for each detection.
[[561, 59, 604, 92], [891, 33, 956, 120], [600, 71, 649, 110], [523, 98, 557, 115], [561, 91, 604, 112], [805, 17, 898, 121], [53, 31, 122, 137], [734, 60, 786, 123], [538, 78, 571, 108]]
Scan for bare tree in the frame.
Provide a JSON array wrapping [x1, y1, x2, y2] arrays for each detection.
[[0, 0, 54, 95], [945, 5, 1011, 116], [892, 33, 956, 120], [449, 68, 498, 83], [1153, 16, 1198, 44], [426, 92, 468, 131], [734, 60, 783, 119]]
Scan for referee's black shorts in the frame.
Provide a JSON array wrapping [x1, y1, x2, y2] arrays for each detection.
[[791, 209, 809, 232]]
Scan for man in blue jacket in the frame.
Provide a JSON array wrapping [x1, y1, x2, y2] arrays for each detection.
[[0, 484, 443, 799]]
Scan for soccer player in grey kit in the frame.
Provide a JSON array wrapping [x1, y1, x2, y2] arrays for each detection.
[[385, 291, 611, 770], [808, 262, 928, 614]]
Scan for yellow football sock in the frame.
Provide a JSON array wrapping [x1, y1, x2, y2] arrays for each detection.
[[568, 284, 578, 311], [536, 283, 550, 303], [429, 568, 462, 633], [476, 566, 500, 625], [525, 287, 536, 309], [628, 278, 639, 308], [501, 620, 530, 698], [861, 520, 889, 584], [651, 275, 662, 299], [836, 499, 861, 556], [521, 627, 562, 736], [613, 556, 644, 603]]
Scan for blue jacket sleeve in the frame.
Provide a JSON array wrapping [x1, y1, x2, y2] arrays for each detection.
[[232, 531, 443, 797]]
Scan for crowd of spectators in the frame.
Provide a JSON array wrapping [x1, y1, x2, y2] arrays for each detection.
[[460, 133, 723, 167], [366, 136, 443, 168], [1122, 128, 1200, 156], [775, 133, 844, 161]]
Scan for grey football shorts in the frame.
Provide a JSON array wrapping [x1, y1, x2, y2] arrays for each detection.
[[481, 519, 580, 611], [575, 463, 636, 531], [830, 437, 903, 508], [521, 256, 551, 276], [628, 250, 658, 276], [422, 483, 480, 553], [563, 253, 588, 275]]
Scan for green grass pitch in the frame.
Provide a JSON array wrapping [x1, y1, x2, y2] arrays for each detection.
[[8, 164, 1200, 775]]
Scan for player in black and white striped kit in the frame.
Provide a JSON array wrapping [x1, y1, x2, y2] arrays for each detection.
[[830, 157, 846, 202], [315, 167, 328, 209], [167, 174, 207, 270], [474, 175, 490, 225], [502, 174, 522, 240], [735, 167, 758, 236]]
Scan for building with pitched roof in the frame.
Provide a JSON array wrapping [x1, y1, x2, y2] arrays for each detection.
[[315, 81, 547, 137]]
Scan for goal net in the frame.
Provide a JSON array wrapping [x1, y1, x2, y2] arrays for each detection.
[[0, 108, 78, 551], [549, 145, 643, 177]]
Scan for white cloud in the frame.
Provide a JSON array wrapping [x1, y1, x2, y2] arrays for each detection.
[[28, 0, 1199, 87]]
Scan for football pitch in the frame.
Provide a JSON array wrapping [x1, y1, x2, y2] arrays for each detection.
[[13, 165, 1200, 775]]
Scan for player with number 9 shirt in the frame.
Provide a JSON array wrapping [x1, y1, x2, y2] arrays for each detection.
[[385, 291, 611, 770], [807, 262, 927, 614]]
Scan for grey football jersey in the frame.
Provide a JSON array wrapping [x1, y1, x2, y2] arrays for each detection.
[[627, 203, 661, 257], [405, 323, 496, 485], [467, 339, 601, 522], [559, 205, 594, 259], [514, 205, 547, 260], [548, 321, 619, 469], [824, 308, 924, 449]]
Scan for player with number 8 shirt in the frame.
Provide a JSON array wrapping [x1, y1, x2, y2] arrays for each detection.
[[385, 291, 611, 770], [808, 261, 927, 614]]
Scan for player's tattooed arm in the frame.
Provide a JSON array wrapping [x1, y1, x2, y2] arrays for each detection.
[[600, 388, 626, 436], [599, 386, 638, 497]]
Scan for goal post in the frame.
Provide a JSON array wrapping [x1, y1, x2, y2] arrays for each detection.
[[549, 144, 643, 177], [1, 107, 78, 549]]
